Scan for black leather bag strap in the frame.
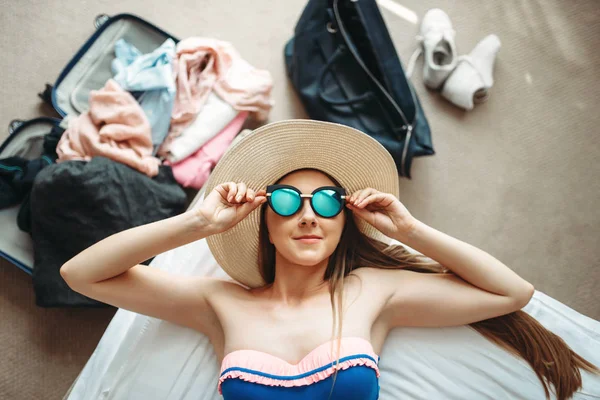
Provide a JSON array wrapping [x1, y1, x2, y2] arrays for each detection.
[[333, 0, 414, 176], [333, 0, 413, 128]]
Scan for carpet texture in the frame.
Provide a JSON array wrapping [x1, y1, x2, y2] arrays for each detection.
[[1, 0, 598, 398]]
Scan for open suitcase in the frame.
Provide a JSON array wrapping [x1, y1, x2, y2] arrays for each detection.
[[0, 13, 191, 302]]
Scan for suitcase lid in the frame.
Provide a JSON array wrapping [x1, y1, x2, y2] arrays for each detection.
[[51, 13, 178, 117]]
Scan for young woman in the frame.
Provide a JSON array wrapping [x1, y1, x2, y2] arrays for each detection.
[[60, 120, 598, 400]]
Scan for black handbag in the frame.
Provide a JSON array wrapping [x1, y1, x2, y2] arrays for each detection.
[[285, 0, 435, 178]]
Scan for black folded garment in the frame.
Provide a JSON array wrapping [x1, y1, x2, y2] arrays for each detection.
[[30, 156, 187, 307], [0, 125, 64, 215], [0, 156, 31, 208]]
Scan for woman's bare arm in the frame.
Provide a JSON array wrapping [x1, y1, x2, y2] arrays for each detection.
[[60, 211, 213, 284], [366, 219, 535, 328], [400, 219, 534, 302], [59, 211, 224, 335]]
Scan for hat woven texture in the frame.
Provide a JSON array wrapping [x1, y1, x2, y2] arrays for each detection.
[[203, 119, 399, 288]]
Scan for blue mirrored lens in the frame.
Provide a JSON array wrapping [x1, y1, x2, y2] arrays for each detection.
[[313, 189, 343, 217], [271, 188, 301, 216]]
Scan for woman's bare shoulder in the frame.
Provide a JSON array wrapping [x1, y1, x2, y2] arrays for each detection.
[[344, 268, 398, 328], [349, 266, 412, 281], [204, 277, 250, 298], [348, 266, 387, 281], [347, 267, 410, 300], [346, 267, 398, 298]]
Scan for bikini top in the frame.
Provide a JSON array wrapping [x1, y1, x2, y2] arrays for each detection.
[[218, 336, 380, 400]]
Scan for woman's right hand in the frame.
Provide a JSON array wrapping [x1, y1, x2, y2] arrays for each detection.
[[195, 182, 267, 234]]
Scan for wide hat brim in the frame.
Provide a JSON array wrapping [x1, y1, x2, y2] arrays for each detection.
[[203, 119, 399, 288]]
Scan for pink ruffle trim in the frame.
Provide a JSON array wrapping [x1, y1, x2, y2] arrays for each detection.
[[218, 337, 380, 394]]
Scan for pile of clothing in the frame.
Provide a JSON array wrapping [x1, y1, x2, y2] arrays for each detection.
[[58, 36, 273, 188], [0, 37, 273, 307]]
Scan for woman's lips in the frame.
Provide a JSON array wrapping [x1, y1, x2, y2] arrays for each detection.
[[295, 238, 322, 244]]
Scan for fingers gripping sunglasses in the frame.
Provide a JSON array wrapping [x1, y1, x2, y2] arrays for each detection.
[[266, 184, 347, 218]]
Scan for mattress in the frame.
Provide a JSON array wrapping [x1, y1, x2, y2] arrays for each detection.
[[63, 191, 600, 400]]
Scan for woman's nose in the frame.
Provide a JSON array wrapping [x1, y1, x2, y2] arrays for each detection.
[[298, 199, 317, 224]]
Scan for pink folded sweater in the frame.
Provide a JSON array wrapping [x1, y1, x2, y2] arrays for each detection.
[[56, 79, 161, 177]]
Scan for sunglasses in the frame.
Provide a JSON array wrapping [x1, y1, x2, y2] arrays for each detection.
[[266, 184, 347, 218]]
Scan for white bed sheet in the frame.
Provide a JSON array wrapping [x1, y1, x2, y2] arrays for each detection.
[[64, 196, 600, 400]]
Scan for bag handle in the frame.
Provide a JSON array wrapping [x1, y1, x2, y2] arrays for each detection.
[[317, 47, 374, 106], [333, 0, 415, 177], [333, 0, 413, 127]]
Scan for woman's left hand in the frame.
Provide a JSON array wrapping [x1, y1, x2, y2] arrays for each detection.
[[346, 188, 418, 239]]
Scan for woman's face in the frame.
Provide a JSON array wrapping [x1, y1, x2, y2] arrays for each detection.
[[265, 170, 345, 267]]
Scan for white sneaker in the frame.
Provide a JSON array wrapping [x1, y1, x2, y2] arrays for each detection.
[[441, 34, 501, 110], [406, 8, 458, 90]]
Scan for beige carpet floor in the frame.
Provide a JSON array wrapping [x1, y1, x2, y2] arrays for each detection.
[[1, 0, 599, 398]]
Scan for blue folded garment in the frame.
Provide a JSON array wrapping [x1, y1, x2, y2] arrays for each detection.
[[112, 38, 176, 154]]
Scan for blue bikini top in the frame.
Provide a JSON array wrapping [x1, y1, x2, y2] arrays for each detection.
[[218, 337, 380, 399]]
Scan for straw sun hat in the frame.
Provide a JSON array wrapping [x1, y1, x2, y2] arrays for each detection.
[[202, 119, 400, 288]]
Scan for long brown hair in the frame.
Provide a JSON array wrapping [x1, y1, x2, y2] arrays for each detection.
[[257, 169, 599, 400]]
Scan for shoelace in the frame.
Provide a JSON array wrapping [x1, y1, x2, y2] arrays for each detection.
[[406, 33, 453, 78], [405, 35, 424, 79], [406, 28, 455, 78]]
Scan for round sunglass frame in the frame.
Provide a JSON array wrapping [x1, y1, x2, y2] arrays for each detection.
[[266, 184, 347, 218]]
